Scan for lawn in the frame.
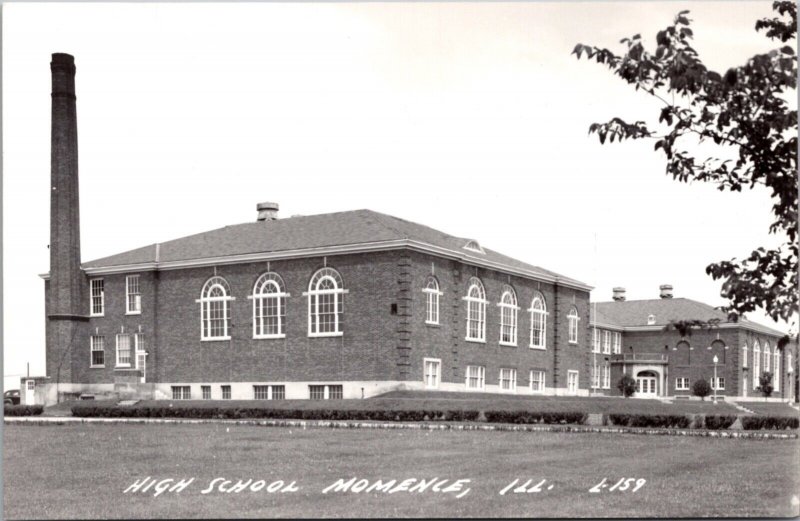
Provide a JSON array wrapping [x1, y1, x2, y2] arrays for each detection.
[[78, 390, 747, 417], [4, 423, 798, 518], [741, 402, 800, 417]]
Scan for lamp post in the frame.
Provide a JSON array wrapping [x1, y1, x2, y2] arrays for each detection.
[[712, 354, 719, 405]]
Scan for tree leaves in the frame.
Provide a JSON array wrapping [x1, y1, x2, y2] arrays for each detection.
[[574, 3, 799, 324]]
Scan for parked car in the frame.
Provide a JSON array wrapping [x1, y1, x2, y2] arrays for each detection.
[[4, 389, 21, 406]]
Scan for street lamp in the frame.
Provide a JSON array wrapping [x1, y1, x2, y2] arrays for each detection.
[[712, 354, 719, 405]]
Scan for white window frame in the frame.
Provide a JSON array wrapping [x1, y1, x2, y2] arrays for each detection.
[[675, 377, 689, 391], [742, 343, 748, 368], [89, 278, 104, 317], [613, 332, 622, 354], [201, 385, 211, 400], [90, 335, 105, 368], [115, 333, 131, 368], [567, 306, 580, 344], [498, 286, 519, 346], [592, 328, 600, 353], [764, 344, 771, 379], [463, 277, 486, 343], [424, 358, 441, 389], [774, 350, 780, 392], [465, 365, 485, 390], [602, 330, 611, 354], [499, 368, 517, 392], [422, 277, 442, 325], [250, 272, 289, 339], [530, 369, 545, 393], [567, 370, 579, 395], [126, 275, 141, 315], [528, 293, 548, 350], [305, 267, 348, 337], [197, 276, 234, 341], [753, 341, 761, 389], [602, 363, 610, 389], [711, 377, 725, 391], [591, 363, 600, 389]]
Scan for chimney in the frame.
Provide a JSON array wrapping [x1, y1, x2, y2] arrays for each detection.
[[659, 284, 673, 299], [256, 202, 279, 221], [50, 53, 83, 316], [612, 287, 626, 302]]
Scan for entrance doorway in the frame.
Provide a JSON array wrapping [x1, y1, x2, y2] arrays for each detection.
[[24, 380, 35, 405], [636, 371, 658, 397]]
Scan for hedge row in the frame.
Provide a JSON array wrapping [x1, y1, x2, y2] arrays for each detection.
[[608, 413, 692, 429], [70, 405, 481, 423], [741, 416, 799, 430], [703, 415, 738, 430], [482, 410, 587, 425], [4, 405, 44, 416]]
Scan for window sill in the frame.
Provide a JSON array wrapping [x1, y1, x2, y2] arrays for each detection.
[[126, 311, 142, 316], [499, 341, 517, 347], [114, 365, 132, 369], [465, 338, 486, 344], [425, 321, 440, 327], [89, 365, 105, 369], [529, 345, 547, 351], [309, 332, 343, 338], [254, 334, 286, 340], [90, 314, 105, 318], [201, 337, 231, 342], [568, 341, 578, 345]]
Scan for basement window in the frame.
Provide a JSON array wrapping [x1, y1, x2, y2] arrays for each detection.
[[171, 386, 191, 400], [309, 384, 343, 400]]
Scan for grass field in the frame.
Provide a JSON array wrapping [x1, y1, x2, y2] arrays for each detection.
[[4, 423, 798, 518], [740, 401, 800, 417]]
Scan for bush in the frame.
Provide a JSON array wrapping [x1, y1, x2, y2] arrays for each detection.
[[608, 413, 691, 429], [741, 416, 799, 430], [483, 411, 588, 425], [3, 405, 44, 416], [758, 372, 774, 398], [703, 415, 737, 430], [617, 375, 636, 398], [692, 379, 711, 400]]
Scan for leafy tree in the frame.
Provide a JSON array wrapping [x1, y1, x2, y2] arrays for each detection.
[[758, 371, 774, 397], [617, 374, 636, 398], [692, 379, 711, 400], [573, 2, 797, 325]]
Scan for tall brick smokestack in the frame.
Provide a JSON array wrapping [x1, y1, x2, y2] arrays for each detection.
[[49, 53, 82, 315], [47, 53, 86, 387]]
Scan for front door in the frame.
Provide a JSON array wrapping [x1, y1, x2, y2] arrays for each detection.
[[636, 371, 658, 398], [567, 370, 579, 395], [135, 350, 146, 383], [24, 380, 35, 405]]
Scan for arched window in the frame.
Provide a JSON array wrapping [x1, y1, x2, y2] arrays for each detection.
[[529, 292, 547, 349], [200, 276, 233, 340], [764, 343, 771, 381], [567, 306, 580, 344], [464, 277, 486, 342], [742, 342, 748, 368], [252, 272, 288, 338], [774, 347, 780, 392], [498, 285, 518, 346], [423, 276, 442, 325], [307, 267, 346, 336], [753, 341, 761, 389]]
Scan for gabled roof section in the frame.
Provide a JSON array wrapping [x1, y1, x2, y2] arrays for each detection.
[[79, 209, 591, 290], [590, 298, 786, 337]]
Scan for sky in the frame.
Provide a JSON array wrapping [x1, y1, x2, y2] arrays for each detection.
[[2, 1, 795, 386]]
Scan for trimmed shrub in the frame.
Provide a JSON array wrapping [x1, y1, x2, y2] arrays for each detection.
[[483, 411, 588, 425], [741, 416, 799, 430], [4, 404, 44, 416], [692, 379, 711, 400], [608, 413, 691, 429], [617, 375, 636, 398], [703, 415, 737, 430]]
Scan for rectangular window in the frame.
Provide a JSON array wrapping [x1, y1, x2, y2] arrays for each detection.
[[591, 364, 599, 389], [567, 370, 579, 395], [711, 377, 725, 391], [466, 300, 486, 342], [603, 331, 611, 354], [530, 370, 545, 393], [171, 386, 191, 400], [255, 293, 286, 338], [126, 275, 141, 314], [499, 368, 517, 392], [424, 284, 440, 325], [424, 358, 441, 389], [90, 336, 105, 367], [500, 306, 517, 346], [465, 365, 485, 390], [221, 385, 231, 400], [742, 345, 748, 367], [592, 329, 600, 353], [602, 364, 610, 389], [675, 377, 689, 391], [613, 332, 622, 354], [116, 334, 131, 367], [309, 384, 342, 400], [253, 385, 285, 400], [90, 279, 104, 316], [568, 314, 579, 344], [774, 354, 780, 393], [201, 385, 211, 400]]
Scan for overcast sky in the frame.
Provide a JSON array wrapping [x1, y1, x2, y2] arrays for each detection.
[[3, 1, 794, 384]]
